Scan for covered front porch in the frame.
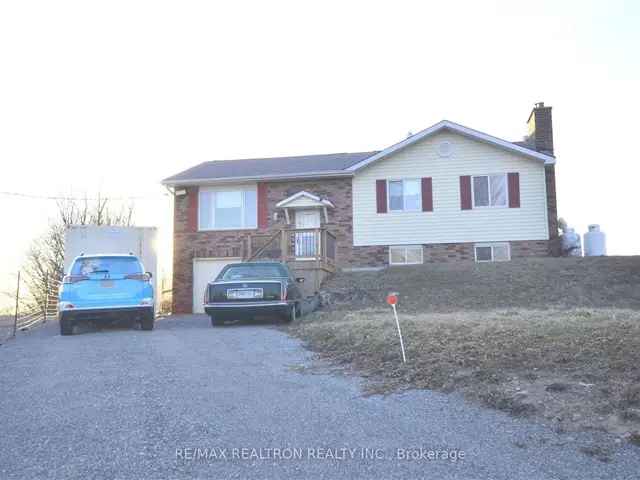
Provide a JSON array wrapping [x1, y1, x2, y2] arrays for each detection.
[[246, 190, 338, 293], [246, 227, 337, 293]]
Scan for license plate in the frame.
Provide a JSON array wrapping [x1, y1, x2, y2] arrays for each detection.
[[100, 280, 114, 288], [227, 288, 263, 300]]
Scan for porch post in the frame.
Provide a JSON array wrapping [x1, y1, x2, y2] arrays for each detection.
[[280, 229, 287, 261], [321, 229, 327, 266], [315, 229, 321, 291]]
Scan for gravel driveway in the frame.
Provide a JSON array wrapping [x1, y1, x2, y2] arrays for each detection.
[[1, 315, 639, 479]]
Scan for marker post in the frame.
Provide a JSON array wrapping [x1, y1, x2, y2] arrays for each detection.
[[386, 292, 407, 363]]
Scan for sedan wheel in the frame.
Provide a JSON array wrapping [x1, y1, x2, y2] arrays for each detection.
[[282, 304, 297, 324]]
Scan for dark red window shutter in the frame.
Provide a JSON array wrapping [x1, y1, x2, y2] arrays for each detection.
[[508, 172, 520, 208], [257, 183, 268, 229], [187, 187, 199, 232], [421, 177, 433, 212], [376, 180, 387, 213], [459, 176, 472, 210]]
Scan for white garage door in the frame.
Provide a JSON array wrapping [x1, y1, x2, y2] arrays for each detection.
[[192, 258, 239, 313]]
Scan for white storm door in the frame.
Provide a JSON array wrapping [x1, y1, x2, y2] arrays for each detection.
[[294, 210, 321, 258]]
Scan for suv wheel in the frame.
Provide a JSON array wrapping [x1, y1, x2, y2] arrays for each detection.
[[60, 315, 74, 336], [210, 314, 223, 327], [141, 311, 155, 331]]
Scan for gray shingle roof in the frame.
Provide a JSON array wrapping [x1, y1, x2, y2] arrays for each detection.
[[162, 151, 378, 184], [511, 140, 537, 151]]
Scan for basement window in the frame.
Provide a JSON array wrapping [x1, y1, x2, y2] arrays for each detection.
[[389, 245, 423, 265], [474, 243, 510, 262]]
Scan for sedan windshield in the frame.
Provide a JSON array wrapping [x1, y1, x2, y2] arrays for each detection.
[[71, 256, 143, 275], [219, 264, 287, 281]]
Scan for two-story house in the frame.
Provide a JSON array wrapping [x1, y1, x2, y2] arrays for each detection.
[[163, 103, 558, 313]]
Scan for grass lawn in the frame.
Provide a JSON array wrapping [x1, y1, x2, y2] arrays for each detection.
[[289, 257, 640, 453]]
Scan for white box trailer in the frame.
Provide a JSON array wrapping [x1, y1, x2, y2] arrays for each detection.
[[63, 226, 159, 309]]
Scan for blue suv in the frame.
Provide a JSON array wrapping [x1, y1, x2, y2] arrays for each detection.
[[58, 254, 155, 335]]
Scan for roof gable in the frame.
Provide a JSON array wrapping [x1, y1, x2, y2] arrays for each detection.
[[346, 120, 555, 172], [275, 191, 335, 208]]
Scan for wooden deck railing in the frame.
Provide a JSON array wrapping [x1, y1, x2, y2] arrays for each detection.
[[246, 228, 336, 271], [246, 230, 282, 261]]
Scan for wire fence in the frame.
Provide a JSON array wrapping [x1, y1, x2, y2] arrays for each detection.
[[0, 272, 61, 343]]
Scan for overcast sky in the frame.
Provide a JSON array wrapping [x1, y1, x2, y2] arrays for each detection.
[[1, 0, 638, 305]]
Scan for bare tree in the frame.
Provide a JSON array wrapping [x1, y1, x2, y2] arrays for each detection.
[[22, 196, 135, 312]]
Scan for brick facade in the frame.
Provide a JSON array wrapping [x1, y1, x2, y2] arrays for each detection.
[[173, 198, 250, 313], [265, 178, 353, 261], [423, 240, 549, 263], [172, 178, 354, 313], [510, 239, 550, 258], [545, 164, 560, 256], [527, 102, 559, 257], [347, 240, 549, 266], [347, 245, 388, 267], [172, 177, 552, 313], [526, 103, 554, 154]]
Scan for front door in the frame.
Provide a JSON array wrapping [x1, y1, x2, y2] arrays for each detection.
[[294, 210, 321, 258]]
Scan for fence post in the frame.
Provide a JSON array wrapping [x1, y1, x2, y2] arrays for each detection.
[[44, 273, 49, 323], [12, 271, 20, 338]]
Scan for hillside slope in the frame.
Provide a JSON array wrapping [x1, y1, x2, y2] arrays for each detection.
[[321, 256, 640, 312], [294, 256, 640, 453]]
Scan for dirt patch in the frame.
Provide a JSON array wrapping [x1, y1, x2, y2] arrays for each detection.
[[321, 256, 640, 313], [289, 308, 640, 447]]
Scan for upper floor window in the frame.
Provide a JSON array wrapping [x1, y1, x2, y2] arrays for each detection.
[[472, 174, 507, 208], [388, 179, 421, 212], [199, 186, 257, 230]]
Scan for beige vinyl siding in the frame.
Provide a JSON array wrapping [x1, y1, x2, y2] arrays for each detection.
[[352, 131, 549, 246]]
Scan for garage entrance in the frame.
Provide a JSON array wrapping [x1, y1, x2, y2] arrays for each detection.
[[192, 258, 240, 313]]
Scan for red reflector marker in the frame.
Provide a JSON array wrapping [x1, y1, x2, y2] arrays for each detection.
[[386, 292, 406, 363]]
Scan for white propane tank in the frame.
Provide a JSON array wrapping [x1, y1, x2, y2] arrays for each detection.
[[561, 228, 582, 257], [584, 224, 606, 256]]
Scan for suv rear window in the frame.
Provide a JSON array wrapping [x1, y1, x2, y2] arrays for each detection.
[[219, 264, 288, 281], [71, 257, 143, 275]]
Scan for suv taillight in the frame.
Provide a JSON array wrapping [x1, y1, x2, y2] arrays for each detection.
[[63, 275, 89, 284], [125, 273, 151, 282]]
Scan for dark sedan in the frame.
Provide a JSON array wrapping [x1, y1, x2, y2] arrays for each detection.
[[203, 262, 304, 326]]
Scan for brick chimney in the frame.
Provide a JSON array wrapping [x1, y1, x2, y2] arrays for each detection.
[[526, 102, 554, 154], [525, 102, 559, 255]]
